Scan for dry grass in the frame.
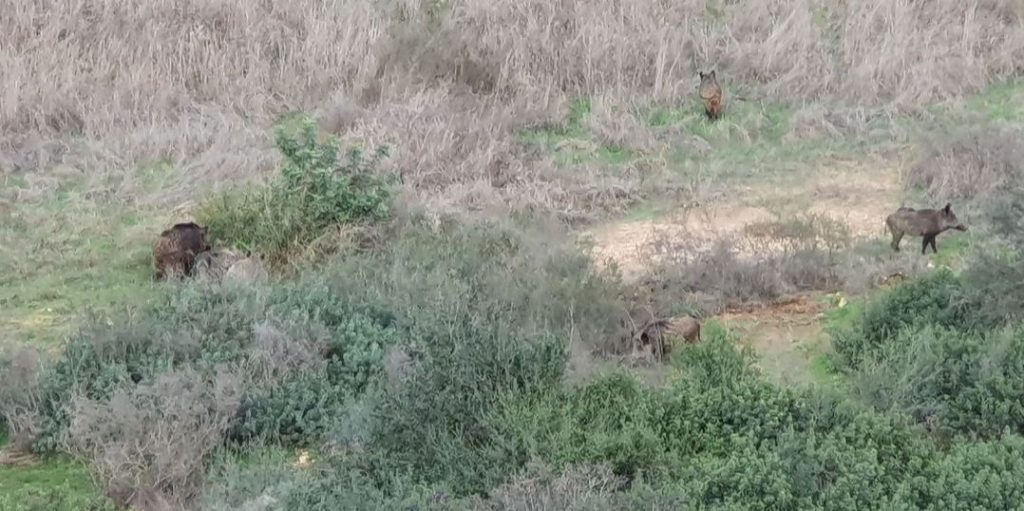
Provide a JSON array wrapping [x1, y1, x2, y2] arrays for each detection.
[[641, 214, 853, 314], [65, 369, 242, 510], [632, 212, 930, 316], [0, 347, 43, 446], [907, 125, 1024, 201], [469, 462, 625, 511], [2, 0, 1022, 214]]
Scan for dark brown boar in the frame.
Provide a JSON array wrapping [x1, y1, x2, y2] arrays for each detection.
[[885, 203, 967, 254], [698, 70, 723, 121], [152, 222, 212, 281]]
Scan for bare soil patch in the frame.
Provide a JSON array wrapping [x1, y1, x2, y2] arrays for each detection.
[[715, 295, 829, 387], [584, 163, 901, 282]]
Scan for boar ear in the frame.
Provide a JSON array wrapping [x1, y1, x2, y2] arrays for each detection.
[[699, 71, 705, 79], [943, 203, 951, 213], [710, 70, 716, 79]]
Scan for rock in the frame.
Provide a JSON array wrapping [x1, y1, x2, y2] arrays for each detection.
[[224, 257, 268, 285]]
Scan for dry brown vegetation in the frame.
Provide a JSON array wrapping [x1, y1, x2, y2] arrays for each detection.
[[65, 369, 242, 510], [0, 347, 43, 448], [907, 125, 1024, 201], [469, 463, 625, 510], [2, 0, 1023, 215], [628, 212, 929, 316]]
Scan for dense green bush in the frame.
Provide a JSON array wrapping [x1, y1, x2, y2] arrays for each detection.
[[958, 251, 1024, 329], [228, 369, 350, 447], [318, 213, 628, 353], [906, 435, 1024, 510], [198, 113, 394, 265], [365, 303, 569, 495], [227, 214, 627, 497], [483, 335, 927, 492], [245, 333, 1024, 510], [320, 215, 626, 494], [829, 247, 1024, 440], [831, 269, 973, 369], [850, 324, 1024, 440], [32, 282, 397, 453]]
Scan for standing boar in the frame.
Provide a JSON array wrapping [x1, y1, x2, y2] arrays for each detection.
[[885, 203, 967, 254], [698, 70, 723, 121]]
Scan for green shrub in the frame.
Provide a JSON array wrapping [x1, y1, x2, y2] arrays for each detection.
[[906, 435, 1024, 510], [940, 190, 1024, 331], [669, 325, 758, 390], [198, 315, 1024, 510], [480, 338, 934, 508], [318, 213, 628, 355], [369, 328, 567, 495], [228, 369, 350, 447], [33, 284, 264, 452], [668, 427, 929, 510], [831, 269, 973, 369], [294, 214, 628, 495], [850, 325, 1024, 440], [33, 281, 397, 453], [198, 112, 394, 265], [830, 254, 1024, 439], [958, 251, 1024, 329], [224, 300, 397, 447], [200, 449, 309, 511], [534, 374, 668, 479], [280, 455, 451, 511]]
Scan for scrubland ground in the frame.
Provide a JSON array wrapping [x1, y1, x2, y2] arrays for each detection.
[[3, 1, 1024, 509]]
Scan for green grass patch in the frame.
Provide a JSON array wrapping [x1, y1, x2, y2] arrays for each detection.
[[965, 80, 1024, 123], [655, 98, 880, 187], [805, 350, 842, 385], [822, 296, 864, 335], [3, 176, 28, 189], [929, 229, 974, 268], [0, 180, 167, 346], [641, 98, 792, 143], [0, 458, 110, 510], [523, 94, 884, 188], [689, 101, 791, 143]]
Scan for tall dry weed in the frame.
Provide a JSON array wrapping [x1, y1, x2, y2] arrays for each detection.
[[65, 369, 242, 509], [907, 125, 1024, 201], [2, 0, 1022, 212], [840, 0, 1024, 107], [0, 347, 44, 447], [632, 211, 936, 314]]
